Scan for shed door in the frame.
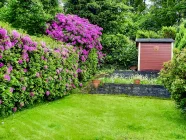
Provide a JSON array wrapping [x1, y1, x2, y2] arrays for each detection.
[[140, 43, 171, 71]]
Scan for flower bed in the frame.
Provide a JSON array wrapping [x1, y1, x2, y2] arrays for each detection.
[[111, 70, 159, 78], [90, 73, 170, 98], [99, 74, 162, 85], [0, 28, 80, 116]]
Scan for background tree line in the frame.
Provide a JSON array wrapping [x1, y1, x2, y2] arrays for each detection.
[[0, 0, 186, 68]]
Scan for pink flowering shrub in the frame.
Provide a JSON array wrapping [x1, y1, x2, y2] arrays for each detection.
[[0, 28, 79, 116], [46, 14, 104, 81]]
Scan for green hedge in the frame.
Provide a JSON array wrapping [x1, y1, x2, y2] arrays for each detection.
[[0, 27, 79, 116]]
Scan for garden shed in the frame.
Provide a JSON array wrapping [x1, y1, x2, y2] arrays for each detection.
[[136, 38, 174, 71]]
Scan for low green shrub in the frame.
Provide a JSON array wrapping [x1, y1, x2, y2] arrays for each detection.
[[0, 27, 79, 116], [159, 48, 186, 109]]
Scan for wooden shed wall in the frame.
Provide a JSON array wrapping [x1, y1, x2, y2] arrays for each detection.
[[138, 42, 172, 71]]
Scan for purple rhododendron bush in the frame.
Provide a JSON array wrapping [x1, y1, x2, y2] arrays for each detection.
[[0, 28, 80, 116], [46, 14, 104, 81]]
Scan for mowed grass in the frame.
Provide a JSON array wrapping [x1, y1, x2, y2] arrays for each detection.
[[0, 94, 186, 140]]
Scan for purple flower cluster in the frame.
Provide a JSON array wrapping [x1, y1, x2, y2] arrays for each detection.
[[22, 86, 26, 91], [0, 99, 2, 104], [46, 14, 105, 62], [53, 47, 70, 60], [0, 28, 7, 38], [7, 64, 13, 74], [76, 68, 82, 73], [10, 87, 14, 93], [24, 69, 28, 73], [0, 62, 4, 68], [0, 28, 37, 72], [21, 36, 37, 62], [44, 65, 48, 69], [30, 92, 34, 97], [0, 28, 14, 51], [4, 74, 10, 81], [22, 36, 37, 51], [12, 30, 20, 39], [2, 64, 13, 81], [12, 107, 17, 112], [36, 72, 40, 78], [46, 91, 50, 96], [56, 68, 63, 75]]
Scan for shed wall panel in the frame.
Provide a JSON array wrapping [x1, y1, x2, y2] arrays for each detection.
[[140, 43, 171, 71]]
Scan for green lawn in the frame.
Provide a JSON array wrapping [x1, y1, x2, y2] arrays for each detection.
[[0, 94, 186, 140]]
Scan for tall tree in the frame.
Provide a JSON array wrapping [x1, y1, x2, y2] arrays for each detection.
[[144, 0, 186, 30], [40, 0, 62, 15], [64, 0, 133, 34], [1, 0, 49, 35], [127, 0, 146, 13], [0, 0, 63, 35]]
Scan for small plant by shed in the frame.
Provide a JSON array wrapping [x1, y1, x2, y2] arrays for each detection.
[[136, 39, 174, 71]]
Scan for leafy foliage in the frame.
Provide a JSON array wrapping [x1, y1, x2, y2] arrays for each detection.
[[40, 0, 62, 15], [159, 48, 186, 109], [1, 0, 49, 35], [102, 34, 137, 69], [0, 27, 79, 116], [136, 30, 161, 38], [137, 0, 186, 31], [65, 0, 132, 34], [0, 0, 62, 35], [175, 21, 186, 49], [0, 0, 7, 8], [161, 26, 176, 39], [127, 0, 146, 13], [64, 0, 138, 39]]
